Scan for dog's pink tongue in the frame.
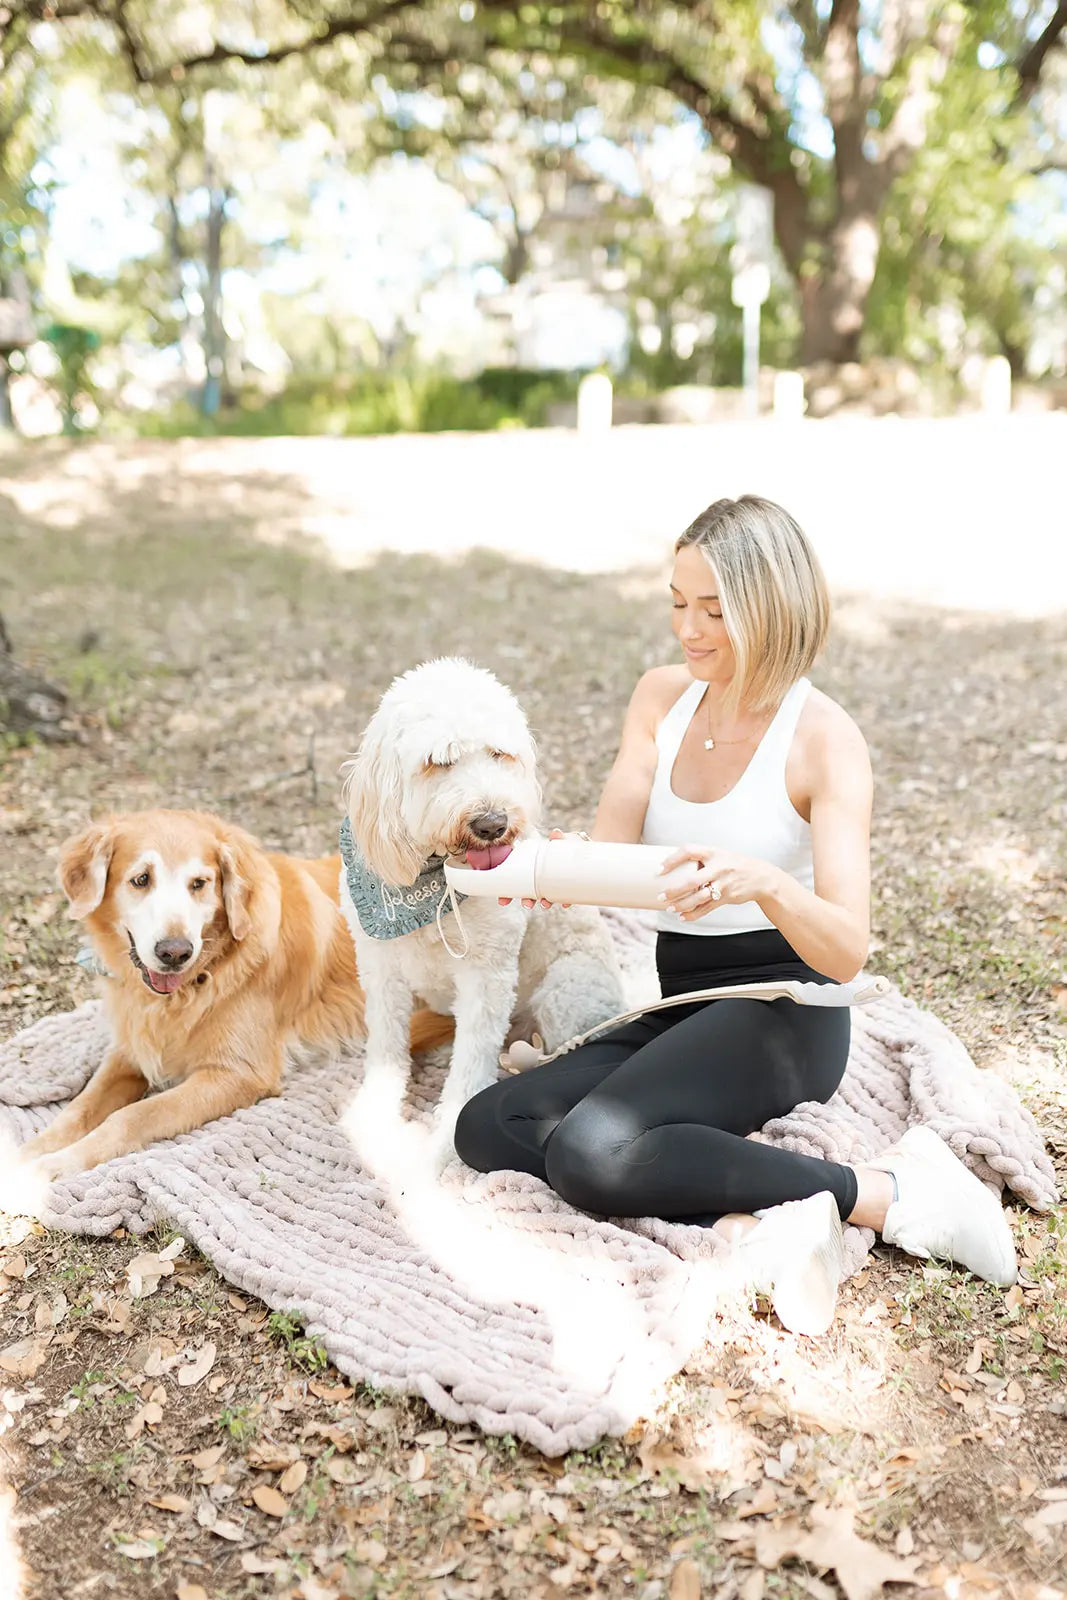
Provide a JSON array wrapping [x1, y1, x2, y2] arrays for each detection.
[[465, 843, 513, 871], [149, 970, 187, 994]]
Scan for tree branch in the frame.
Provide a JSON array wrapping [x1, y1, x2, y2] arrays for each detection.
[[96, 0, 429, 85], [1015, 1, 1067, 103]]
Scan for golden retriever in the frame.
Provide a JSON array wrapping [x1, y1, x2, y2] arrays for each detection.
[[19, 809, 453, 1179]]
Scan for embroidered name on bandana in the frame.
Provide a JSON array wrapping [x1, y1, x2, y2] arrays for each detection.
[[339, 816, 464, 941]]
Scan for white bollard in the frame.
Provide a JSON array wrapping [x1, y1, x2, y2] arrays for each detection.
[[576, 372, 613, 434], [980, 356, 1012, 416], [773, 370, 806, 420]]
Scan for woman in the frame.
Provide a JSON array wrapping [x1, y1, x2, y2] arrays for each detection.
[[455, 495, 1017, 1334]]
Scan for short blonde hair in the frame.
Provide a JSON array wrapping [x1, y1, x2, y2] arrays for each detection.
[[675, 495, 830, 713]]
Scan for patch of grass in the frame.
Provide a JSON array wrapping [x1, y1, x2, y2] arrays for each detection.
[[68, 1369, 110, 1403], [218, 1403, 260, 1444], [354, 1380, 394, 1409], [87, 1448, 139, 1490], [266, 1309, 328, 1373]]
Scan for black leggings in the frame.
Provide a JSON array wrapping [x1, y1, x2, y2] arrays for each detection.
[[454, 929, 859, 1224]]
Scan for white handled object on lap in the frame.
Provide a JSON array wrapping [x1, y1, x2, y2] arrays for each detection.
[[500, 973, 892, 1072], [445, 837, 699, 911]]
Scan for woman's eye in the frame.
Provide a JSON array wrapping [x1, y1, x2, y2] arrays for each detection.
[[189, 878, 207, 892], [130, 872, 150, 890], [671, 603, 685, 611]]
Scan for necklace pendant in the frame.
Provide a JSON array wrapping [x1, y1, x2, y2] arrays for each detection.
[[703, 736, 715, 751]]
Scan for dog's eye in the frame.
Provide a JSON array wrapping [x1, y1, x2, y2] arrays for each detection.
[[129, 872, 151, 890], [423, 757, 456, 772], [189, 877, 208, 892], [489, 749, 515, 762]]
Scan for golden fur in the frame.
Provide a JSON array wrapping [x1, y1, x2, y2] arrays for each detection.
[[20, 809, 453, 1177]]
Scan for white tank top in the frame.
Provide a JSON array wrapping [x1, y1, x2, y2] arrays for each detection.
[[641, 676, 814, 936]]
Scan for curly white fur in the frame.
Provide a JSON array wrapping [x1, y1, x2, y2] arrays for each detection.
[[338, 658, 624, 1166]]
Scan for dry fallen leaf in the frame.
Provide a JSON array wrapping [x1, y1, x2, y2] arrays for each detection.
[[190, 1443, 225, 1471], [0, 1336, 51, 1379], [754, 1505, 917, 1600], [124, 1400, 164, 1441], [113, 1534, 161, 1560], [208, 1518, 244, 1542], [669, 1557, 702, 1599], [252, 1484, 289, 1518], [177, 1341, 216, 1387], [308, 1379, 352, 1402], [355, 1538, 387, 1568], [279, 1459, 307, 1495], [241, 1552, 283, 1574], [638, 1434, 719, 1492], [246, 1441, 299, 1471], [175, 1585, 208, 1600], [127, 1236, 184, 1298], [737, 1485, 781, 1520], [1023, 1500, 1067, 1542], [147, 1494, 192, 1514]]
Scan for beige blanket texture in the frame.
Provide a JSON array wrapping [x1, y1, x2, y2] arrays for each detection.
[[0, 912, 1056, 1456]]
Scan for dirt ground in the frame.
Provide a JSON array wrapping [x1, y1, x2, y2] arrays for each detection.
[[1, 437, 1065, 1600]]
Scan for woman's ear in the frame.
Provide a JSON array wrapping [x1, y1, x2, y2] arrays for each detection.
[[341, 733, 423, 887], [216, 826, 258, 941], [58, 820, 115, 919]]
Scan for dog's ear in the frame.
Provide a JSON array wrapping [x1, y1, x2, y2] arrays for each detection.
[[341, 734, 424, 887], [58, 820, 116, 919], [216, 825, 259, 942]]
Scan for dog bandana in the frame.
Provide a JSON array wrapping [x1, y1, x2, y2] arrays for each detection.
[[339, 816, 465, 941]]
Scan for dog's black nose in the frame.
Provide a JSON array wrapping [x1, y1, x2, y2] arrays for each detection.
[[469, 810, 509, 842], [154, 937, 194, 969]]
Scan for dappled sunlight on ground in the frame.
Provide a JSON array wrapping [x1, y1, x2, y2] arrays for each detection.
[[3, 416, 1067, 614], [337, 1086, 721, 1419]]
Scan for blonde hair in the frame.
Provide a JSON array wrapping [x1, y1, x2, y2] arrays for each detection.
[[675, 495, 830, 713]]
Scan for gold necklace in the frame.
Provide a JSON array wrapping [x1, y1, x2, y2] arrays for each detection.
[[704, 699, 770, 752]]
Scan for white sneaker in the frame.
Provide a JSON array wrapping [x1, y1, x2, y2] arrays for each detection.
[[876, 1125, 1017, 1287], [732, 1190, 847, 1337]]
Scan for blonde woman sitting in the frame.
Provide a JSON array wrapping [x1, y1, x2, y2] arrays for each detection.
[[456, 495, 1017, 1335]]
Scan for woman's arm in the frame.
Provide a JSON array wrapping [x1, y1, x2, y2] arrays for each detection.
[[660, 703, 872, 982], [590, 669, 675, 844]]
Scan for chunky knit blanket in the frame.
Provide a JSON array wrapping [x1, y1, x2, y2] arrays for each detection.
[[0, 912, 1056, 1456]]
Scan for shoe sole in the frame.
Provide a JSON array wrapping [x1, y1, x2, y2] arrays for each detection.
[[892, 1126, 1018, 1287], [770, 1193, 846, 1338]]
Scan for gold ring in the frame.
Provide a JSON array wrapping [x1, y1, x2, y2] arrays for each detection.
[[709, 881, 722, 902]]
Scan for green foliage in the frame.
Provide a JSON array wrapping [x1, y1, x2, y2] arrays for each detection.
[[42, 323, 101, 433], [266, 1309, 329, 1372], [218, 1403, 260, 1443], [129, 367, 581, 437]]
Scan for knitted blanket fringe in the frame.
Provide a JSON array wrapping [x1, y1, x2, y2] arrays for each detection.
[[0, 914, 1056, 1456]]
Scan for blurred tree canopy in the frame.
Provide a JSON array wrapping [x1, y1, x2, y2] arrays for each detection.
[[1, 0, 1065, 391]]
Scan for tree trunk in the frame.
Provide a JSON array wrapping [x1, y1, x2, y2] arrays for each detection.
[[200, 155, 227, 417], [0, 357, 14, 432], [799, 209, 881, 366], [0, 614, 72, 741]]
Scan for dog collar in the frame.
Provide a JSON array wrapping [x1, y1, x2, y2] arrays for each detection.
[[339, 816, 465, 940]]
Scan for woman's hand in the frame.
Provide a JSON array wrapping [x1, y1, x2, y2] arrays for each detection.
[[498, 828, 586, 909], [657, 845, 775, 923]]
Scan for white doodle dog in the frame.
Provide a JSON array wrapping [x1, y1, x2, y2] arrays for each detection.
[[339, 657, 624, 1163]]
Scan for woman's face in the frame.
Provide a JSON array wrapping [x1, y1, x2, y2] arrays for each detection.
[[670, 544, 736, 685]]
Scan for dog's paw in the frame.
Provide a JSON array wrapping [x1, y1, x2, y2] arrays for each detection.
[[30, 1145, 87, 1183], [0, 1135, 68, 1218]]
